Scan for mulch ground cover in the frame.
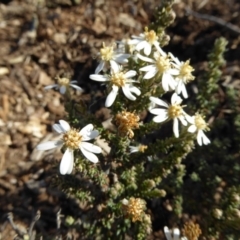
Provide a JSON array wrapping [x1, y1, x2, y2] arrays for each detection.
[[0, 0, 240, 239]]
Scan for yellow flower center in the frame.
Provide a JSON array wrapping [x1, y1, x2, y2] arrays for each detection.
[[178, 60, 195, 83], [122, 197, 146, 222], [144, 28, 158, 44], [194, 114, 209, 131], [57, 77, 70, 86], [182, 221, 202, 240], [168, 104, 183, 119], [114, 111, 140, 138], [63, 128, 82, 150], [155, 55, 171, 74], [138, 145, 148, 153], [100, 42, 114, 61], [111, 72, 126, 87]]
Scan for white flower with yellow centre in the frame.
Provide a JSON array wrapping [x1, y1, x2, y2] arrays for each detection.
[[95, 42, 130, 74], [138, 48, 179, 92], [149, 93, 187, 138], [90, 61, 141, 107], [186, 113, 210, 146], [36, 120, 101, 175], [129, 145, 148, 154], [44, 76, 83, 94], [129, 27, 160, 56], [170, 53, 195, 98]]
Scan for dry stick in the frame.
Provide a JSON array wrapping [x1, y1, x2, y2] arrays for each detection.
[[29, 210, 41, 240], [186, 7, 240, 35], [7, 212, 25, 237]]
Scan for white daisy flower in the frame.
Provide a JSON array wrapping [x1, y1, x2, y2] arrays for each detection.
[[149, 93, 188, 138], [128, 27, 160, 56], [170, 53, 195, 98], [129, 145, 148, 154], [95, 42, 130, 74], [36, 120, 101, 175], [186, 113, 210, 146], [44, 76, 83, 94], [90, 61, 141, 107], [138, 48, 179, 92], [164, 226, 188, 240]]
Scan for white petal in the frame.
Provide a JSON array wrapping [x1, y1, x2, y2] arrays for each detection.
[[169, 52, 181, 65], [143, 69, 158, 79], [70, 80, 78, 84], [59, 120, 71, 132], [80, 124, 99, 141], [60, 86, 66, 94], [90, 74, 108, 82], [105, 87, 118, 107], [59, 148, 74, 175], [53, 123, 65, 133], [129, 146, 138, 153], [70, 84, 83, 92], [162, 73, 170, 92], [114, 54, 130, 63], [202, 133, 211, 145], [171, 93, 182, 105], [178, 115, 187, 126], [149, 97, 169, 108], [144, 42, 152, 56], [37, 140, 63, 150], [137, 54, 154, 63], [129, 86, 141, 96], [110, 60, 120, 73], [173, 228, 180, 240], [95, 61, 105, 74], [188, 124, 197, 133], [80, 142, 102, 154], [149, 108, 168, 115], [168, 68, 179, 75], [136, 40, 147, 51], [173, 118, 179, 138], [44, 84, 58, 90], [152, 114, 168, 123], [154, 44, 166, 57], [185, 115, 195, 124], [80, 146, 99, 163], [125, 70, 136, 78], [197, 130, 204, 146], [140, 64, 156, 72], [163, 227, 171, 240], [122, 85, 136, 101], [181, 83, 188, 99]]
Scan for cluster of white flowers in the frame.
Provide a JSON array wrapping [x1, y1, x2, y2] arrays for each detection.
[[39, 28, 211, 175], [88, 28, 209, 146]]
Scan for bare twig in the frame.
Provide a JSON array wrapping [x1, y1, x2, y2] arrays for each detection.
[[55, 209, 63, 240], [29, 210, 41, 240], [7, 212, 25, 237], [186, 7, 240, 35]]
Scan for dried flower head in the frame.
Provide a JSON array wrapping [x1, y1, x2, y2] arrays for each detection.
[[122, 197, 146, 222], [114, 111, 140, 138], [182, 221, 201, 240]]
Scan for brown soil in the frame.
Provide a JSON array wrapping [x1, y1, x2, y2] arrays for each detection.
[[0, 0, 240, 239]]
